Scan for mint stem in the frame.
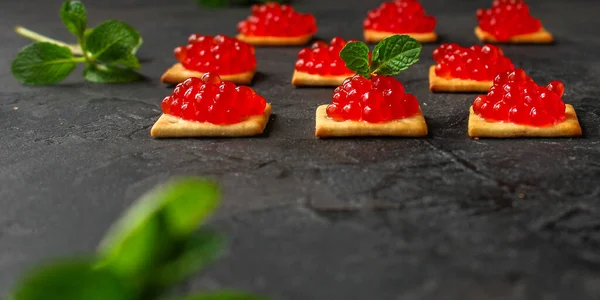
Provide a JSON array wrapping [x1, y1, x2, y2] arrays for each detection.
[[15, 25, 83, 55]]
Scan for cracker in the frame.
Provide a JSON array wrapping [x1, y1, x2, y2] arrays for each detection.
[[315, 105, 428, 137], [150, 104, 272, 138], [429, 66, 493, 93], [160, 63, 256, 85], [236, 33, 312, 46], [363, 29, 437, 43], [291, 70, 353, 87], [467, 104, 582, 138], [474, 26, 554, 44]]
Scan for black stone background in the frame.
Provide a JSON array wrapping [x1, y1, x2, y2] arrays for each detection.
[[1, 0, 600, 299]]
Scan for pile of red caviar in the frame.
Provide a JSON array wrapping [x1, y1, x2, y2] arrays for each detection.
[[174, 34, 256, 75], [477, 0, 542, 41], [363, 0, 436, 33], [473, 69, 566, 126], [295, 37, 354, 76], [161, 73, 266, 125], [237, 3, 317, 37], [326, 74, 420, 123], [433, 43, 515, 81]]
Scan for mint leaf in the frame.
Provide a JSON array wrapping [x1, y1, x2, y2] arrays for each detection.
[[370, 34, 421, 76], [12, 259, 130, 300], [152, 229, 224, 288], [173, 291, 269, 300], [111, 52, 141, 69], [86, 20, 141, 64], [83, 65, 142, 83], [60, 1, 87, 39], [11, 42, 77, 85], [339, 41, 371, 78], [96, 178, 220, 281]]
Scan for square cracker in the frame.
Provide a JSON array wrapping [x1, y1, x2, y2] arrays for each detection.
[[474, 26, 554, 44], [363, 29, 438, 43], [468, 104, 582, 138], [236, 33, 312, 46], [315, 104, 428, 137], [150, 104, 272, 138], [160, 63, 256, 85], [429, 66, 493, 93], [291, 70, 352, 87]]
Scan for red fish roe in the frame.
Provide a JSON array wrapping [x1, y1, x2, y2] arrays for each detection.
[[433, 43, 515, 81], [473, 69, 567, 126], [477, 0, 542, 41], [326, 74, 420, 123], [363, 0, 436, 33], [173, 34, 256, 75], [237, 3, 317, 37], [161, 73, 267, 125], [295, 37, 354, 76]]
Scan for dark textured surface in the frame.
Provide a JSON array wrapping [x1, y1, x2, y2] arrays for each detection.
[[1, 0, 600, 298]]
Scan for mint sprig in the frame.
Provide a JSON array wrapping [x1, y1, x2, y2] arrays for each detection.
[[11, 1, 143, 85], [9, 178, 267, 300], [339, 34, 422, 79]]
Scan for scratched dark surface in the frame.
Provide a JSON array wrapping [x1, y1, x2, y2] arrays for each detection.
[[1, 0, 600, 299]]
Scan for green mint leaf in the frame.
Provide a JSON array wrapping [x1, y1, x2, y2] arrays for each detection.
[[111, 52, 141, 69], [369, 34, 421, 76], [12, 259, 130, 300], [152, 229, 224, 288], [11, 42, 77, 85], [196, 0, 230, 8], [339, 41, 371, 78], [86, 20, 141, 64], [83, 65, 142, 83], [173, 291, 269, 300], [60, 1, 87, 39], [96, 178, 220, 280]]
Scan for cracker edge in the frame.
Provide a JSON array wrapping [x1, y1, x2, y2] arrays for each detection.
[[474, 26, 554, 44], [236, 33, 313, 46], [291, 70, 353, 87], [315, 104, 428, 137], [429, 65, 493, 93], [363, 29, 438, 43], [160, 63, 256, 85], [467, 105, 582, 138], [150, 104, 272, 138]]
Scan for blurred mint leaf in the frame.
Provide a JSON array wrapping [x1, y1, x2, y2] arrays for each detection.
[[173, 291, 269, 300], [370, 34, 421, 76], [83, 64, 142, 83], [86, 20, 141, 64], [12, 260, 130, 300], [96, 178, 220, 282], [196, 0, 230, 7], [339, 41, 371, 79], [152, 229, 225, 288], [11, 42, 77, 85], [60, 1, 87, 38]]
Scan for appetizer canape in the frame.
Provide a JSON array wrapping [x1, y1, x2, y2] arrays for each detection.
[[292, 37, 355, 87], [363, 0, 437, 43]]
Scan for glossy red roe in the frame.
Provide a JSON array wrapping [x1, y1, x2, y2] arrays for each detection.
[[477, 0, 542, 41], [326, 74, 420, 123], [472, 68, 566, 127], [433, 43, 515, 81], [363, 0, 436, 33], [173, 34, 256, 75], [295, 37, 354, 76], [237, 3, 317, 37], [161, 73, 266, 125]]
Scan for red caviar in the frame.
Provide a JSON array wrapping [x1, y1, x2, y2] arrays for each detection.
[[433, 43, 515, 81], [363, 0, 436, 33], [477, 0, 542, 41], [326, 74, 420, 123], [295, 37, 354, 76], [174, 34, 256, 75], [237, 3, 317, 37], [161, 73, 266, 125], [473, 69, 566, 126]]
